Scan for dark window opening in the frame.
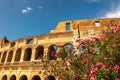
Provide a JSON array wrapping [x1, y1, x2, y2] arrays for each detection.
[[7, 51, 13, 62], [11, 42, 16, 47], [24, 48, 32, 61], [48, 45, 57, 60], [47, 75, 56, 80], [2, 75, 7, 80], [35, 46, 44, 60], [20, 75, 28, 80], [27, 39, 34, 44], [64, 44, 74, 54], [32, 75, 41, 80], [15, 48, 21, 61], [10, 75, 16, 80], [66, 23, 70, 30], [1, 52, 7, 63]]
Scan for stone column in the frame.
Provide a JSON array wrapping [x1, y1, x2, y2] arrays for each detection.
[[31, 48, 36, 61], [20, 49, 25, 62], [11, 49, 16, 63], [4, 51, 9, 63]]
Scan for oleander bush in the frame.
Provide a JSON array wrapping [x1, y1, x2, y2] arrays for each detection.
[[41, 24, 120, 80]]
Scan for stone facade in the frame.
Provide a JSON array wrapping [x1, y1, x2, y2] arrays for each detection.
[[0, 18, 120, 80]]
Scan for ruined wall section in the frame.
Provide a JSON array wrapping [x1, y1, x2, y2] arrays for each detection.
[[51, 18, 120, 39]]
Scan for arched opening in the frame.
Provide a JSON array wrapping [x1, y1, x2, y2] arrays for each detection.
[[14, 48, 21, 62], [10, 75, 16, 80], [1, 52, 7, 63], [19, 75, 27, 80], [7, 51, 13, 62], [47, 75, 56, 80], [2, 75, 7, 80], [48, 45, 57, 60], [26, 39, 34, 44], [32, 75, 41, 80], [24, 48, 32, 61], [64, 43, 74, 54], [35, 46, 44, 60]]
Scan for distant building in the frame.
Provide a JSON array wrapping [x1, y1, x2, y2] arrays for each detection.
[[0, 18, 120, 80]]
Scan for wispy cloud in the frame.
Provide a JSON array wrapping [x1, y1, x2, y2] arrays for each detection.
[[22, 6, 32, 14], [38, 6, 42, 9], [102, 2, 120, 18]]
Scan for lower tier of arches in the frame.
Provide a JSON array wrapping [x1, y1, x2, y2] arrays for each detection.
[[0, 71, 56, 80]]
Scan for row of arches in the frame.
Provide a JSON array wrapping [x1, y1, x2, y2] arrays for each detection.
[[2, 75, 56, 80], [0, 44, 73, 63]]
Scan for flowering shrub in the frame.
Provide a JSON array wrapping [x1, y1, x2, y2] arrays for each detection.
[[42, 25, 120, 80]]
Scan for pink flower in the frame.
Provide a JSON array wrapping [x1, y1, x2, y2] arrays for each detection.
[[43, 62, 47, 65], [114, 65, 120, 71], [84, 39, 91, 43], [102, 64, 108, 70], [84, 74, 88, 78], [116, 78, 120, 80], [78, 44, 84, 49], [91, 66, 98, 73], [114, 27, 120, 33], [64, 66, 69, 71], [92, 37, 99, 42], [52, 61, 57, 66], [82, 58, 85, 64], [44, 76, 47, 80], [90, 74, 95, 80], [73, 73, 80, 79], [99, 33, 106, 40], [76, 38, 81, 43], [96, 62, 103, 66], [101, 78, 105, 80]]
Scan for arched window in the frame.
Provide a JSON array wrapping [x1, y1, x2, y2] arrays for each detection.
[[35, 46, 44, 60], [47, 75, 56, 80], [10, 75, 16, 80], [64, 43, 74, 54], [1, 52, 7, 63], [14, 48, 21, 62], [26, 39, 34, 44], [2, 75, 7, 80], [24, 48, 32, 61], [7, 51, 13, 62], [20, 75, 27, 80], [32, 75, 41, 80], [48, 45, 57, 60]]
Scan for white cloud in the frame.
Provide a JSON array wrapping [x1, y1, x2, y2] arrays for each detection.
[[22, 9, 29, 13], [102, 3, 120, 18], [22, 6, 32, 14], [27, 7, 32, 10]]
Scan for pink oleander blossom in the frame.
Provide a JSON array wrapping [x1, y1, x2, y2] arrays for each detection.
[[96, 62, 104, 66], [99, 33, 106, 40], [114, 65, 120, 71], [64, 66, 69, 71], [91, 66, 98, 73], [90, 74, 95, 80]]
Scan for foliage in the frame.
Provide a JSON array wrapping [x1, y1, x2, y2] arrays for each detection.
[[41, 25, 120, 80]]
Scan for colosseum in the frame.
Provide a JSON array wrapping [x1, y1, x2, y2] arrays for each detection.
[[0, 18, 120, 80]]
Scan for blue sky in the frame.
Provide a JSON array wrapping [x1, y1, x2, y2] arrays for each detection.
[[0, 0, 120, 41]]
